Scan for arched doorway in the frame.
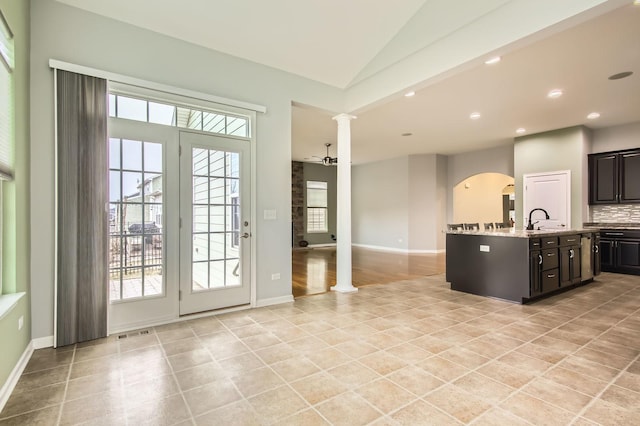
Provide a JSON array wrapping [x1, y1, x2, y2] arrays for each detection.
[[453, 173, 514, 226]]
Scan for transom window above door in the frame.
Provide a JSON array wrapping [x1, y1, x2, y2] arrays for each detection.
[[108, 93, 250, 138]]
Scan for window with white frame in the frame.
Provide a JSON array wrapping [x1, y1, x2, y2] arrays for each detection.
[[108, 93, 250, 138], [0, 10, 15, 295], [306, 181, 328, 233]]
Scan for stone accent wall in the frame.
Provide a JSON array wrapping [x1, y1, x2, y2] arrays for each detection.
[[291, 161, 305, 247], [590, 204, 640, 223]]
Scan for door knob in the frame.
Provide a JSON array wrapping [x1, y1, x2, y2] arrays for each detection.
[[241, 232, 250, 239]]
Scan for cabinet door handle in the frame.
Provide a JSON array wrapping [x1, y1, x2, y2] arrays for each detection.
[[538, 254, 543, 265], [547, 253, 555, 257], [567, 239, 576, 242], [546, 241, 555, 245], [569, 249, 574, 259], [547, 274, 556, 278], [594, 245, 599, 253]]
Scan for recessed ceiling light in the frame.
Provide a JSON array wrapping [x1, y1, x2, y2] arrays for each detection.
[[401, 132, 413, 137], [608, 71, 633, 80], [516, 128, 526, 134], [404, 91, 415, 97], [587, 112, 601, 120], [470, 112, 481, 120], [484, 56, 501, 65], [547, 89, 563, 99]]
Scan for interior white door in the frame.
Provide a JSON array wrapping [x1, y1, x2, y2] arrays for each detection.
[[523, 170, 571, 230], [179, 131, 251, 315]]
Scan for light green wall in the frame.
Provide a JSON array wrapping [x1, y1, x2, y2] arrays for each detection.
[[0, 0, 30, 388], [514, 126, 590, 230]]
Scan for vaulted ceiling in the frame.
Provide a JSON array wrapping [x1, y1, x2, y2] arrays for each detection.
[[57, 0, 640, 164]]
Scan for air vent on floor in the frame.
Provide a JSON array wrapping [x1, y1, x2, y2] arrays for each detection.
[[117, 329, 151, 339]]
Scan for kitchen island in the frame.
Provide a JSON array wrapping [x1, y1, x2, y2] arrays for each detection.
[[446, 228, 599, 303]]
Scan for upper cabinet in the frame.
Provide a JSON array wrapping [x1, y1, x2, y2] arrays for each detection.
[[589, 148, 640, 204]]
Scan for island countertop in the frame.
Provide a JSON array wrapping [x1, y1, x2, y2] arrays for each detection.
[[446, 228, 595, 238]]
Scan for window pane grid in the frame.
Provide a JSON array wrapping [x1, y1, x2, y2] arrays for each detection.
[[109, 138, 164, 301], [110, 93, 250, 138], [192, 148, 241, 292], [306, 181, 328, 233]]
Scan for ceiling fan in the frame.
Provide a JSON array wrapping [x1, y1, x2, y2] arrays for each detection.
[[311, 143, 338, 166]]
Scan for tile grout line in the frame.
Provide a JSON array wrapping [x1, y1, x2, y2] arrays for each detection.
[[55, 344, 77, 426]]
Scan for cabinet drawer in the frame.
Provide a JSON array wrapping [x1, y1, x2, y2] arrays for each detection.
[[542, 248, 558, 270], [530, 239, 541, 250], [541, 237, 558, 248], [542, 268, 560, 292], [559, 235, 580, 246]]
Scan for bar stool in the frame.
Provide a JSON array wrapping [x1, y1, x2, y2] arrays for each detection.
[[484, 223, 494, 230], [447, 223, 464, 231], [463, 223, 480, 230]]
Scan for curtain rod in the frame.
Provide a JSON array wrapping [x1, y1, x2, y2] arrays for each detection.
[[49, 59, 267, 114]]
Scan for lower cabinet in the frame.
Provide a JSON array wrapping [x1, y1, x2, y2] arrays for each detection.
[[559, 235, 581, 287], [530, 238, 560, 297], [530, 234, 583, 297], [600, 230, 640, 275]]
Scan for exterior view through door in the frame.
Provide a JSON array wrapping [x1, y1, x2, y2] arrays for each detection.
[[107, 89, 253, 332]]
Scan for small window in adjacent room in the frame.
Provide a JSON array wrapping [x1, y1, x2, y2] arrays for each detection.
[[306, 181, 328, 233]]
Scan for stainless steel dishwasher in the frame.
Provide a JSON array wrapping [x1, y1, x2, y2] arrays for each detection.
[[581, 234, 593, 281]]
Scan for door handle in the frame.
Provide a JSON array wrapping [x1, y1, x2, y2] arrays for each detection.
[[241, 232, 250, 239], [538, 254, 543, 265]]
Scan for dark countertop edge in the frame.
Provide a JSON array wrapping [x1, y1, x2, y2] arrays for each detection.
[[446, 229, 595, 238]]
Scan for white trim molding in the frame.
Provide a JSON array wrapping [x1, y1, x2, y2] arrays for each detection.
[[255, 295, 294, 308], [352, 243, 445, 254], [0, 341, 33, 412], [32, 336, 54, 350]]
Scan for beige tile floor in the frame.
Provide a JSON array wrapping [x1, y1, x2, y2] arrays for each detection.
[[1, 272, 639, 425]]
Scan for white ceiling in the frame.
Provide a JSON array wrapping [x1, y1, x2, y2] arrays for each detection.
[[294, 2, 640, 164], [57, 0, 640, 165]]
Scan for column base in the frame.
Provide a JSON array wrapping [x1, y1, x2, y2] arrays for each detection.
[[330, 285, 358, 293]]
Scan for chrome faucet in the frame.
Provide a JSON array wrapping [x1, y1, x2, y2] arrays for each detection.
[[526, 208, 550, 230]]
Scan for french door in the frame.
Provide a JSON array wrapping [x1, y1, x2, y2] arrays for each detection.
[[179, 131, 251, 315], [108, 119, 252, 331]]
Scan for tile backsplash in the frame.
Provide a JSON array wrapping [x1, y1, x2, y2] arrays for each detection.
[[590, 204, 640, 223]]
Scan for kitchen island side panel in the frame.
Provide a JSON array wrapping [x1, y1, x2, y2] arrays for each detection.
[[446, 234, 530, 302]]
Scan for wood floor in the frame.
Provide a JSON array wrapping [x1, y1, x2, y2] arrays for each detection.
[[292, 246, 446, 298]]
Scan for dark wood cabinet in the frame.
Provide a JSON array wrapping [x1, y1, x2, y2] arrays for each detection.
[[589, 148, 640, 204], [600, 230, 640, 275], [620, 151, 640, 203], [559, 235, 581, 287], [529, 238, 561, 296]]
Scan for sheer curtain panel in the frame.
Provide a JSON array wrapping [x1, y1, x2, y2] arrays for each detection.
[[56, 69, 108, 346]]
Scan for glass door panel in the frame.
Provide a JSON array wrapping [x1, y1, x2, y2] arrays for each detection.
[[179, 131, 251, 315]]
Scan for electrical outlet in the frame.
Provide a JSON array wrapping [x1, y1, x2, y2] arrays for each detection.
[[18, 316, 24, 331], [271, 273, 280, 280]]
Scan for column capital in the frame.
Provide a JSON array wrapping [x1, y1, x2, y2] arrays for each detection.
[[332, 113, 357, 122]]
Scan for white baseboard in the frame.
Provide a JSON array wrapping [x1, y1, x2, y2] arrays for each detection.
[[352, 243, 445, 254], [255, 295, 294, 307], [307, 243, 336, 248], [32, 336, 54, 349], [0, 341, 34, 413]]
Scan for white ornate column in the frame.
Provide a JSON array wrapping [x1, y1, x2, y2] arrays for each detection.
[[331, 113, 358, 293]]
